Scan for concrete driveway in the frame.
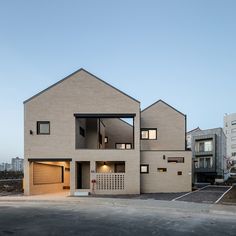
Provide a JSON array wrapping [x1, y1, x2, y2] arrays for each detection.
[[0, 196, 236, 236]]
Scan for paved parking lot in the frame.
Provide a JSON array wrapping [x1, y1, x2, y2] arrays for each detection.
[[0, 196, 236, 236], [91, 186, 233, 204], [173, 186, 231, 204]]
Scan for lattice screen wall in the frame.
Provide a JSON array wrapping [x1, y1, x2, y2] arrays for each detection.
[[96, 173, 125, 190]]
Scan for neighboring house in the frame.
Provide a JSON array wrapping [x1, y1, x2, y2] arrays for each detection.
[[186, 127, 201, 150], [24, 68, 192, 196], [187, 127, 202, 183], [11, 157, 24, 172], [191, 128, 228, 183], [224, 113, 236, 164]]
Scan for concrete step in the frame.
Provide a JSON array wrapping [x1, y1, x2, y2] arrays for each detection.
[[74, 191, 90, 196]]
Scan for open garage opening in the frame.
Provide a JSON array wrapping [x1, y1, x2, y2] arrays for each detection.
[[28, 160, 70, 195]]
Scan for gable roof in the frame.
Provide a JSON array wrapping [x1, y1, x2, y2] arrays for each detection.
[[187, 127, 201, 134], [23, 68, 140, 104], [141, 99, 186, 117]]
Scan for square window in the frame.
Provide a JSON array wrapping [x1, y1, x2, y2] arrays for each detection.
[[149, 129, 157, 139], [140, 165, 149, 173], [37, 121, 50, 135], [126, 144, 132, 149], [177, 171, 182, 175]]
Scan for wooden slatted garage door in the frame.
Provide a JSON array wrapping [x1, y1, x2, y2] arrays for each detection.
[[33, 162, 63, 185]]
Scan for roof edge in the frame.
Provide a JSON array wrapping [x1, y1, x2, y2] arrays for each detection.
[[24, 68, 140, 104], [141, 99, 186, 117], [187, 127, 201, 134]]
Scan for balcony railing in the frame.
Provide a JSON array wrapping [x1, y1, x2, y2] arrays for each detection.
[[96, 173, 125, 191]]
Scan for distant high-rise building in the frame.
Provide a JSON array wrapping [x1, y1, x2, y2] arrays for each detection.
[[224, 113, 236, 161], [0, 162, 12, 171], [11, 157, 24, 172]]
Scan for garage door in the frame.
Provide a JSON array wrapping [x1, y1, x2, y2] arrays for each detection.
[[33, 162, 63, 185]]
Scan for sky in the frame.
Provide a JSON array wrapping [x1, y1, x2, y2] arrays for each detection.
[[0, 0, 236, 162]]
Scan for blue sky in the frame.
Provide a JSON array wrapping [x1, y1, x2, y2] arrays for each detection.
[[0, 0, 236, 162]]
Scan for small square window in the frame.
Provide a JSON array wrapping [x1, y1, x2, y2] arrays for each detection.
[[37, 121, 50, 135], [140, 165, 149, 173], [126, 144, 132, 149], [177, 171, 182, 176]]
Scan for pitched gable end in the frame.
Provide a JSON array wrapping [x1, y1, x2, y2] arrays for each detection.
[[23, 68, 140, 104], [142, 99, 185, 117]]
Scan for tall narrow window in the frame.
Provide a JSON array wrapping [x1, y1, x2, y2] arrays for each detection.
[[37, 121, 50, 135], [141, 129, 157, 140], [105, 137, 108, 143]]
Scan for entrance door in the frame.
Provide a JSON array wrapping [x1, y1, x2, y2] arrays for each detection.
[[77, 162, 90, 189]]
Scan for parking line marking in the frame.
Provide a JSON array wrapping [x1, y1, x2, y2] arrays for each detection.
[[214, 186, 233, 204], [171, 185, 210, 201]]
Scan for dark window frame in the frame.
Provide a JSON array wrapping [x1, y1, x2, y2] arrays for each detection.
[[177, 171, 182, 176], [37, 121, 50, 135], [141, 128, 157, 140], [167, 157, 185, 163], [79, 126, 85, 137], [157, 168, 167, 172], [115, 143, 132, 150], [140, 164, 149, 174]]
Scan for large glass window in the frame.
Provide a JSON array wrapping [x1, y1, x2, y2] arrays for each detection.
[[195, 140, 213, 152], [199, 142, 204, 152], [199, 158, 204, 168], [141, 129, 157, 140], [197, 157, 213, 168], [204, 141, 213, 151]]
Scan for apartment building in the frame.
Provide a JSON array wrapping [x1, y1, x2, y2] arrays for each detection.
[[190, 128, 228, 183], [24, 68, 192, 195], [224, 113, 236, 162], [11, 157, 24, 172]]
